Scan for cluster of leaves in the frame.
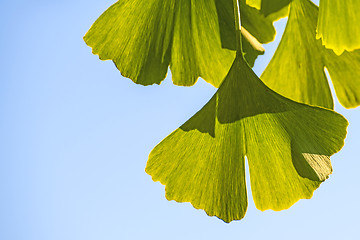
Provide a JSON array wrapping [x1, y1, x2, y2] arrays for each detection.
[[84, 0, 360, 222]]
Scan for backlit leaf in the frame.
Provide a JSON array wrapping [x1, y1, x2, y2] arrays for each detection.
[[216, 0, 282, 66], [84, 0, 235, 87], [241, 28, 265, 67], [146, 55, 348, 222], [317, 0, 360, 55], [84, 0, 285, 87], [240, 0, 276, 44], [261, 0, 360, 109], [246, 0, 290, 20], [261, 0, 292, 16], [246, 0, 261, 9], [215, 0, 265, 67]]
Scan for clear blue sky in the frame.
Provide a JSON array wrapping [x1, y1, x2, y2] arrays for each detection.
[[1, 1, 359, 239]]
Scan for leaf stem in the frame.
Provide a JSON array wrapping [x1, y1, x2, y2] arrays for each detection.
[[233, 0, 243, 56]]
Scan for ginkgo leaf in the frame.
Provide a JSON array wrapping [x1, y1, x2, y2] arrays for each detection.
[[216, 0, 284, 66], [240, 0, 276, 44], [246, 0, 290, 20], [246, 0, 290, 22], [215, 0, 265, 67], [261, 0, 292, 16], [84, 0, 235, 87], [146, 54, 348, 223], [85, 0, 277, 87], [317, 0, 360, 55], [261, 0, 360, 109], [246, 0, 261, 9], [218, 0, 277, 46], [323, 51, 360, 109], [241, 28, 265, 67]]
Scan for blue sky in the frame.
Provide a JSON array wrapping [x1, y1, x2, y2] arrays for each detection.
[[1, 1, 359, 239]]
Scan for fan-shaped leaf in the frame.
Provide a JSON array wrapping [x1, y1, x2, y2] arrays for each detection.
[[317, 0, 360, 55], [261, 0, 360, 109], [84, 0, 235, 87], [246, 0, 261, 9], [146, 55, 348, 222], [84, 0, 285, 87], [261, 0, 292, 16], [215, 0, 265, 67]]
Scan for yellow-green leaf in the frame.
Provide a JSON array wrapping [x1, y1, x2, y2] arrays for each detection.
[[317, 0, 360, 55], [146, 55, 348, 222], [215, 0, 265, 67], [246, 0, 290, 20], [240, 0, 276, 44], [261, 0, 292, 16], [84, 0, 235, 87], [261, 0, 360, 109], [85, 0, 288, 86], [246, 0, 261, 9], [216, 0, 283, 66]]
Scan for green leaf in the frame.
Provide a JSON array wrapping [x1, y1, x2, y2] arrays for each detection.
[[317, 0, 360, 55], [215, 0, 280, 66], [261, 0, 292, 17], [241, 28, 265, 67], [215, 0, 265, 67], [215, 0, 237, 50], [85, 0, 286, 86], [246, 0, 261, 9], [84, 0, 235, 87], [146, 55, 348, 222], [246, 0, 290, 21], [261, 0, 360, 109], [323, 50, 360, 109], [240, 0, 276, 44], [215, 0, 266, 67]]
